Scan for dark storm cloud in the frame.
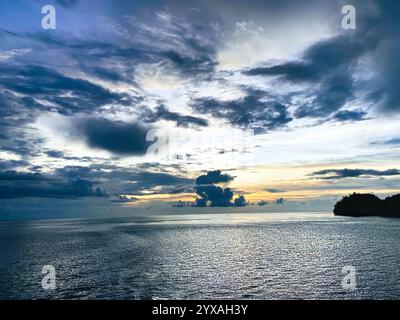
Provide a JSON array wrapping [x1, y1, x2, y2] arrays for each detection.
[[195, 185, 233, 207], [79, 65, 126, 83], [0, 171, 53, 181], [194, 170, 247, 207], [0, 64, 130, 114], [331, 110, 368, 122], [234, 195, 247, 206], [0, 160, 30, 171], [55, 164, 194, 196], [2, 0, 400, 138], [191, 89, 292, 132], [295, 73, 355, 118], [45, 150, 66, 158], [0, 90, 45, 156], [310, 168, 400, 180], [195, 170, 234, 185], [276, 198, 286, 204], [243, 1, 400, 117], [0, 32, 145, 106], [244, 36, 364, 82], [245, 36, 366, 118], [369, 1, 400, 113], [0, 170, 107, 199], [0, 51, 145, 157], [145, 105, 208, 128], [54, 166, 94, 181], [161, 49, 217, 77], [73, 118, 152, 156], [0, 141, 39, 157], [0, 90, 43, 116]]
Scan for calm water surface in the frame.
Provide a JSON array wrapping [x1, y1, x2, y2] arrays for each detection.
[[0, 212, 399, 299]]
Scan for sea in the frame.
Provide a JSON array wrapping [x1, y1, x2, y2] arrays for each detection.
[[0, 212, 399, 299]]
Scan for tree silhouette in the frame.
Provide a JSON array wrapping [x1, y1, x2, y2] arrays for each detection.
[[334, 192, 400, 217]]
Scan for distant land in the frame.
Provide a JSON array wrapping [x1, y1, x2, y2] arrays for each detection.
[[334, 193, 400, 218]]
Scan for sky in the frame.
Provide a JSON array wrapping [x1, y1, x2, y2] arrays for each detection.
[[1, 0, 400, 220]]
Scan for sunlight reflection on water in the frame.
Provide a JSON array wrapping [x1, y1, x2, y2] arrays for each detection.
[[0, 212, 399, 299]]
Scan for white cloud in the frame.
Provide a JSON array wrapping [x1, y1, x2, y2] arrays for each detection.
[[0, 49, 31, 62]]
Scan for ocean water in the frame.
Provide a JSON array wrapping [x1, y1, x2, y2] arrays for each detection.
[[0, 212, 399, 300]]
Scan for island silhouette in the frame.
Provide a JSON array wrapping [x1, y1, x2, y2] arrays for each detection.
[[334, 193, 400, 218]]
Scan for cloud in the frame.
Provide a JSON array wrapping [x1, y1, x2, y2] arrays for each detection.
[[125, 9, 220, 77], [195, 170, 234, 185], [73, 117, 152, 156], [234, 195, 247, 206], [191, 89, 292, 132], [55, 164, 194, 196], [331, 110, 368, 122], [145, 105, 208, 128], [244, 35, 364, 82], [368, 1, 400, 113], [245, 35, 366, 118], [80, 65, 127, 83], [242, 1, 400, 117], [0, 49, 31, 62], [265, 188, 286, 193], [239, 1, 400, 119], [0, 160, 30, 171], [295, 73, 355, 118], [371, 137, 400, 146], [194, 170, 247, 207], [0, 171, 54, 182], [1, 0, 400, 214], [195, 185, 234, 207], [310, 168, 400, 180], [56, 0, 79, 8], [111, 195, 138, 203], [0, 65, 131, 115], [45, 150, 66, 158], [0, 90, 46, 156], [161, 49, 217, 77], [120, 171, 193, 195], [0, 170, 107, 199]]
